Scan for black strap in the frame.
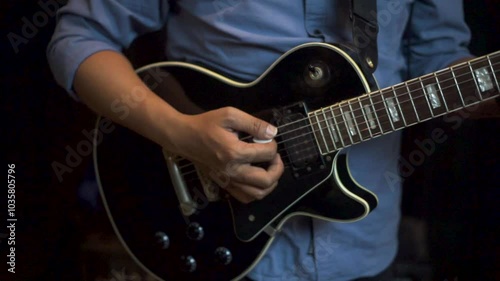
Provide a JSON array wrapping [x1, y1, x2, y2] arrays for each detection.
[[351, 0, 379, 74], [168, 0, 180, 14], [167, 0, 378, 73]]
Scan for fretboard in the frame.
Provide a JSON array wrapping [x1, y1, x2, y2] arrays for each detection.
[[309, 51, 500, 154]]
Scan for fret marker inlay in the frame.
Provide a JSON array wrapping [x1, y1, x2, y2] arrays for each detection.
[[364, 104, 377, 129], [343, 111, 357, 136], [474, 67, 494, 92], [385, 97, 400, 122], [424, 83, 442, 109], [326, 116, 340, 143]]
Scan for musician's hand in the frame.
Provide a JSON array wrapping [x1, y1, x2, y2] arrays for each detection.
[[168, 107, 284, 203]]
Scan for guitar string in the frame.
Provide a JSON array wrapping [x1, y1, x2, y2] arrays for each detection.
[[274, 71, 500, 158], [233, 54, 500, 143], [176, 77, 493, 179], [175, 65, 500, 172], [176, 61, 500, 174], [240, 58, 500, 145], [178, 78, 498, 179], [277, 70, 500, 149], [175, 58, 500, 174], [178, 93, 500, 178], [178, 86, 499, 178]]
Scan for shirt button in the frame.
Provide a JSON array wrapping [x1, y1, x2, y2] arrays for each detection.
[[313, 29, 322, 35]]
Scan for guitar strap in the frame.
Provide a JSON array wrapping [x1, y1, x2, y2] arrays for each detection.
[[350, 0, 379, 74]]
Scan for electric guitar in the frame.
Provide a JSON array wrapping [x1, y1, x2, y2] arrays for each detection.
[[93, 42, 499, 281]]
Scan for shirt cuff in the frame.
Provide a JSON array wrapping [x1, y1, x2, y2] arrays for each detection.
[[47, 39, 121, 101]]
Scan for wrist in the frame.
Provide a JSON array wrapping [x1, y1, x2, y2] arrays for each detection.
[[154, 106, 190, 152]]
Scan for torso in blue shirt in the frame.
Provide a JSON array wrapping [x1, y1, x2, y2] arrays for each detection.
[[48, 1, 471, 280], [165, 2, 405, 280]]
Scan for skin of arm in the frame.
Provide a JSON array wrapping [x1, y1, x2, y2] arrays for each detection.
[[74, 50, 284, 203]]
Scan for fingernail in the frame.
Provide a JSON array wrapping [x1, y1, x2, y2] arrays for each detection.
[[266, 125, 278, 138]]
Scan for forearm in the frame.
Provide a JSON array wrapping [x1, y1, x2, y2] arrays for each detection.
[[74, 50, 184, 149]]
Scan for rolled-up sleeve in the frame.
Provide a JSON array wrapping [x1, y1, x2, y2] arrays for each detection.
[[406, 0, 472, 78], [47, 0, 169, 98]]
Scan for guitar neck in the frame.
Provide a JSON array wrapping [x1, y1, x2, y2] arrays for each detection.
[[310, 51, 500, 154]]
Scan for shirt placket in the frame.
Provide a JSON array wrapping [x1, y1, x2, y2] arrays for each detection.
[[304, 0, 327, 40]]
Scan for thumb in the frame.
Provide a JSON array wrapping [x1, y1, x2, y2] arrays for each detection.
[[224, 108, 278, 140]]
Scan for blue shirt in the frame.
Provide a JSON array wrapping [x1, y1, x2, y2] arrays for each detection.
[[47, 1, 471, 280]]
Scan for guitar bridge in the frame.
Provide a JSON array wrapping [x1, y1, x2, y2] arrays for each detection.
[[162, 149, 198, 216], [195, 168, 221, 202]]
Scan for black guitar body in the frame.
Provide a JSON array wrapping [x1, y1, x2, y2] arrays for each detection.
[[95, 43, 379, 281]]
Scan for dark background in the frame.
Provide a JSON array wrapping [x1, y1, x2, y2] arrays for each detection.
[[1, 1, 499, 280]]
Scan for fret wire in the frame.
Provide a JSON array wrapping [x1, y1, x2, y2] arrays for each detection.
[[318, 109, 331, 152], [321, 108, 336, 152], [331, 106, 346, 148], [450, 66, 466, 106], [348, 100, 364, 141], [325, 113, 339, 151], [313, 112, 327, 154], [418, 77, 435, 117], [405, 81, 421, 122], [433, 72, 449, 112], [364, 95, 383, 136], [338, 103, 354, 145], [312, 117, 329, 155], [368, 94, 384, 134], [487, 55, 500, 91], [391, 86, 407, 127], [344, 72, 480, 132], [285, 63, 494, 146], [396, 85, 419, 126], [294, 63, 498, 141], [199, 59, 500, 163], [272, 59, 499, 156], [289, 60, 500, 142], [380, 91, 396, 131], [359, 97, 374, 138], [467, 61, 483, 100]]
